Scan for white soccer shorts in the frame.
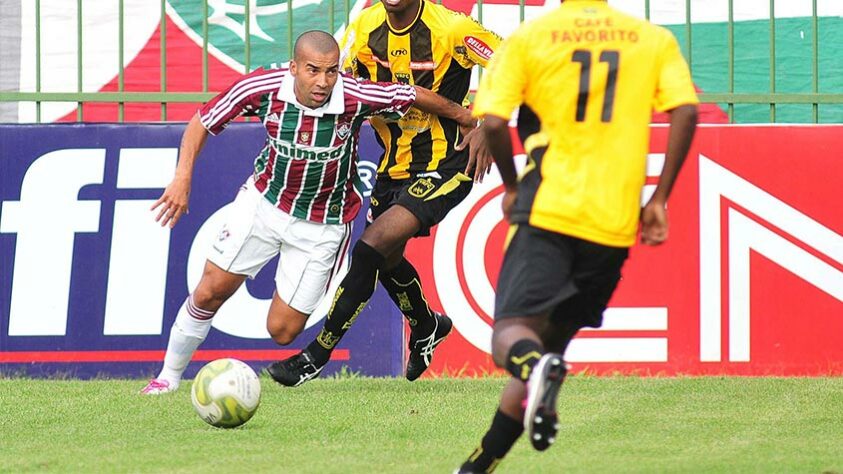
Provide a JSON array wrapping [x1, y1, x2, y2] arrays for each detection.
[[207, 178, 352, 314]]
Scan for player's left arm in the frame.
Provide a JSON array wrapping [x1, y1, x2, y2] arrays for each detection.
[[352, 77, 418, 121], [483, 113, 518, 219], [352, 76, 474, 127], [641, 31, 700, 246], [451, 14, 501, 69], [412, 86, 475, 128], [452, 15, 503, 182], [472, 30, 527, 219]]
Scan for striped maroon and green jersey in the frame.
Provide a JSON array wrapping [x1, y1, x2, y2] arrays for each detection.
[[198, 63, 416, 224]]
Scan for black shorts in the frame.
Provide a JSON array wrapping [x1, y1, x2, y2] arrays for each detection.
[[368, 169, 473, 237], [495, 224, 629, 329]]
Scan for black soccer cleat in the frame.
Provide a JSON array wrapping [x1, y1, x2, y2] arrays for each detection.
[[266, 350, 325, 387], [406, 312, 453, 381], [523, 353, 568, 451]]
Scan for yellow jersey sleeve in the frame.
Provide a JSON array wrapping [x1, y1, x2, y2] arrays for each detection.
[[451, 14, 500, 69], [472, 32, 527, 120], [653, 30, 699, 112], [340, 16, 364, 74]]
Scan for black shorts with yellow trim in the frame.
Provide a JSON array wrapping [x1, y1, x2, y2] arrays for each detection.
[[368, 169, 473, 237], [495, 223, 629, 329]]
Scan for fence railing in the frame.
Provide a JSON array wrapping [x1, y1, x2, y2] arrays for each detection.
[[1, 0, 841, 124]]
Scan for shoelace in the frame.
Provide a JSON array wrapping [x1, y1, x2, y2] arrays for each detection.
[[288, 353, 318, 372]]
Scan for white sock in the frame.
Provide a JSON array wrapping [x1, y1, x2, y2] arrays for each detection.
[[157, 294, 214, 384]]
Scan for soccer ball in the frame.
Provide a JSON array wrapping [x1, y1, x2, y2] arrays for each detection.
[[191, 358, 261, 428]]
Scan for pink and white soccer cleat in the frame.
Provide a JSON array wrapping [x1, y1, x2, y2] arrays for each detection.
[[523, 354, 568, 451], [140, 378, 178, 395]]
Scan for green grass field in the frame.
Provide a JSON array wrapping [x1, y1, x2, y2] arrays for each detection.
[[1, 376, 841, 473]]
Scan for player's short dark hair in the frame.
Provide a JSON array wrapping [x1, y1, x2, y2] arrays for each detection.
[[293, 30, 339, 60]]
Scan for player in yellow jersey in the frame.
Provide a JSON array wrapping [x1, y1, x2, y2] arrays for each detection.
[[268, 0, 502, 386], [457, 1, 698, 471]]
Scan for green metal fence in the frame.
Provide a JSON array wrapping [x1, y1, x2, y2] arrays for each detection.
[[1, 0, 841, 123]]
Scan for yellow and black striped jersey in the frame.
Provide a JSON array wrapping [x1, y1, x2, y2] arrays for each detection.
[[474, 0, 698, 247], [341, 0, 501, 180]]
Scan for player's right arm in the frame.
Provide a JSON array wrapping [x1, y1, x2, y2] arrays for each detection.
[[641, 30, 699, 246], [151, 113, 208, 228], [339, 15, 363, 75], [641, 104, 697, 245], [152, 68, 273, 228]]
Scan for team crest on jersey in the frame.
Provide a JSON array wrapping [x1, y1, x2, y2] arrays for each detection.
[[298, 131, 311, 144], [336, 121, 351, 140], [395, 72, 411, 84], [454, 45, 470, 62], [408, 178, 436, 198]]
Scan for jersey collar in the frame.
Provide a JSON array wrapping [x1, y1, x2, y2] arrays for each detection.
[[278, 63, 346, 117], [386, 0, 424, 36]]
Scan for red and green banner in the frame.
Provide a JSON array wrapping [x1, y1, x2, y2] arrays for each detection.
[[2, 0, 841, 123]]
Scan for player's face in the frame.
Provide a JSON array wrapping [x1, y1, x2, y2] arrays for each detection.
[[290, 47, 340, 109], [382, 0, 420, 16]]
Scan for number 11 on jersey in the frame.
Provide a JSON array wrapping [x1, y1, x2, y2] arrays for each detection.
[[572, 49, 620, 123]]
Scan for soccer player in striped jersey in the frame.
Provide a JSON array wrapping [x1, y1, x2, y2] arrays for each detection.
[[268, 0, 502, 388], [141, 30, 477, 395], [457, 0, 698, 471]]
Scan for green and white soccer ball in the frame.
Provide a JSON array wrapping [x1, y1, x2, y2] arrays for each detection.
[[191, 358, 261, 428]]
